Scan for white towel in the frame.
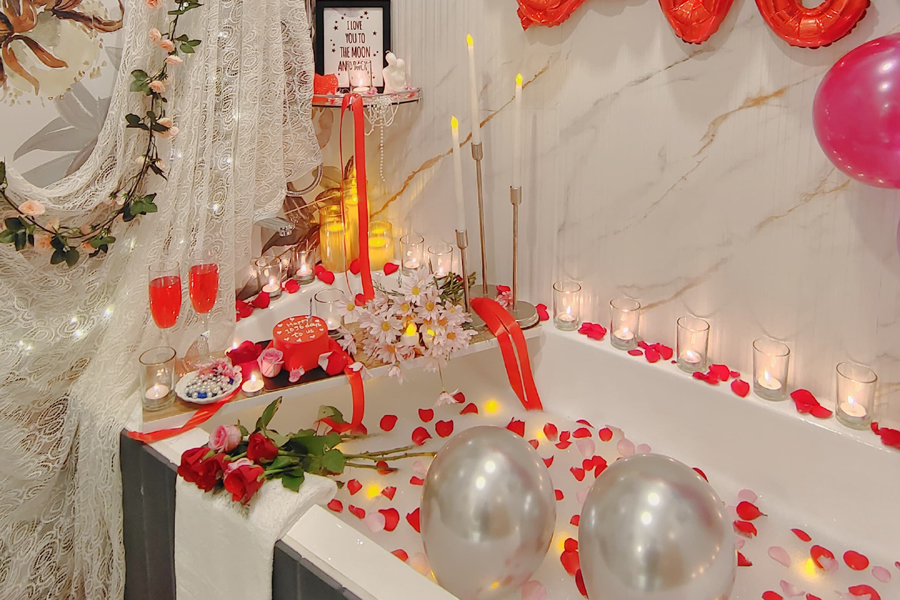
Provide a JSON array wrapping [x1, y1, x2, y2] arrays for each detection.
[[160, 429, 337, 600]]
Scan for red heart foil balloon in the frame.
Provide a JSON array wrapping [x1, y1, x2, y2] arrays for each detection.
[[314, 73, 339, 95], [517, 0, 588, 29], [755, 0, 869, 48], [658, 0, 735, 44]]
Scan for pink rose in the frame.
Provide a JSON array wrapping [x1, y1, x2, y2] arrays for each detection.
[[148, 28, 162, 42], [18, 200, 46, 216], [148, 80, 166, 94], [225, 457, 254, 473], [158, 39, 176, 53], [33, 233, 53, 254], [165, 55, 184, 66], [208, 425, 242, 452], [145, 0, 160, 7], [258, 348, 284, 378]]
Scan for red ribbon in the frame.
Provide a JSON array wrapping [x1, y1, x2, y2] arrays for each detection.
[[471, 298, 542, 411], [340, 93, 374, 302], [126, 388, 240, 444]]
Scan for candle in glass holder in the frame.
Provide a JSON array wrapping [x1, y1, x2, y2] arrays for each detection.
[[835, 361, 877, 429], [428, 243, 454, 278], [552, 280, 581, 331], [255, 256, 283, 300], [140, 346, 176, 412], [610, 297, 641, 350], [342, 186, 367, 263], [319, 204, 348, 272], [315, 289, 345, 331], [292, 246, 316, 284], [368, 221, 394, 271], [752, 338, 790, 401], [400, 233, 425, 274], [349, 66, 372, 92], [676, 316, 709, 373]]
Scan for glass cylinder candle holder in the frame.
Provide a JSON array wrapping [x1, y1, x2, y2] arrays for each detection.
[[292, 245, 316, 284], [752, 338, 790, 401], [552, 280, 581, 331], [320, 204, 348, 272], [349, 64, 372, 92], [255, 255, 283, 300], [610, 297, 641, 350], [676, 316, 709, 373], [835, 362, 877, 429], [400, 233, 425, 274], [315, 289, 345, 332], [368, 221, 394, 271], [428, 243, 454, 278], [140, 346, 176, 412]]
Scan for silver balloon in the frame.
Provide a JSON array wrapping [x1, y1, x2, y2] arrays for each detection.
[[579, 454, 735, 600], [421, 426, 556, 600]]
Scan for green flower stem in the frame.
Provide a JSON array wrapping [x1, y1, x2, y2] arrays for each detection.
[[348, 444, 416, 457], [229, 452, 247, 460], [344, 451, 436, 461], [344, 462, 397, 472]]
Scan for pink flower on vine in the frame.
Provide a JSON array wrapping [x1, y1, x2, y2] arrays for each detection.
[[165, 55, 183, 66], [145, 0, 160, 8], [46, 216, 60, 231], [157, 117, 179, 138], [33, 233, 53, 254], [18, 200, 46, 216], [149, 80, 166, 94], [149, 28, 162, 42], [158, 39, 176, 53]]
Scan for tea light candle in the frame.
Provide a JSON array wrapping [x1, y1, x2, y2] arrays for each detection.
[[292, 247, 315, 284], [400, 233, 425, 275], [756, 372, 782, 392], [400, 322, 418, 346], [752, 338, 790, 401], [680, 350, 701, 364], [839, 401, 867, 419], [315, 289, 345, 331], [428, 243, 454, 278], [610, 297, 641, 350], [553, 280, 582, 331], [835, 361, 877, 429], [255, 256, 283, 299], [144, 383, 170, 401], [139, 346, 176, 412], [368, 221, 394, 271], [242, 374, 263, 396], [676, 316, 709, 373]]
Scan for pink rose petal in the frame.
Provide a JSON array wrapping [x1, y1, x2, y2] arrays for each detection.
[[735, 537, 745, 550], [364, 511, 386, 533], [412, 460, 428, 477], [872, 566, 891, 583], [635, 443, 651, 454], [576, 487, 591, 504], [521, 580, 547, 600], [819, 556, 839, 573], [617, 438, 635, 457], [769, 546, 792, 568], [780, 580, 804, 598], [575, 438, 596, 458], [737, 489, 758, 503]]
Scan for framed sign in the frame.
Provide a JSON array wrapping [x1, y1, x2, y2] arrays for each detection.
[[315, 0, 392, 91]]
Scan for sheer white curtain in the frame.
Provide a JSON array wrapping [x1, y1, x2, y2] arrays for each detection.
[[0, 0, 320, 595]]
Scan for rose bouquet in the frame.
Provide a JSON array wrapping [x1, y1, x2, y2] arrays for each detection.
[[178, 397, 432, 504]]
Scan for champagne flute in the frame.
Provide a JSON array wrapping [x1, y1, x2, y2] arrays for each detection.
[[189, 249, 219, 367], [148, 260, 181, 347]]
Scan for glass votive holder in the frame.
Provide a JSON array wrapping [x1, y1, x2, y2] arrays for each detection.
[[320, 203, 348, 273], [315, 289, 345, 332], [292, 246, 316, 284], [349, 64, 372, 92], [428, 243, 454, 278], [676, 316, 709, 373], [140, 346, 176, 412], [752, 338, 790, 401], [610, 297, 641, 350], [255, 255, 283, 300], [835, 362, 877, 429], [552, 280, 581, 331], [368, 221, 394, 271], [400, 233, 425, 274]]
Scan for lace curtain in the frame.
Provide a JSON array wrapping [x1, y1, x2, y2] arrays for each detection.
[[0, 0, 320, 596]]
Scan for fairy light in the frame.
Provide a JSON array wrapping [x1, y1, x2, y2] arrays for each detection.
[[484, 399, 499, 414], [366, 484, 381, 499], [803, 558, 818, 578]]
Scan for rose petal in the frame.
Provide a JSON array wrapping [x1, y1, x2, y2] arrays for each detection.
[[418, 408, 434, 423], [806, 594, 822, 600], [811, 545, 836, 570], [570, 515, 580, 526], [406, 507, 420, 533], [435, 420, 454, 438], [347, 479, 362, 495], [412, 427, 431, 446], [391, 548, 409, 561], [575, 569, 588, 598], [737, 501, 766, 521], [737, 489, 758, 503], [762, 593, 784, 600], [844, 551, 870, 571], [381, 486, 396, 500], [731, 379, 750, 398], [354, 293, 366, 307], [709, 364, 731, 381], [380, 507, 400, 532], [460, 402, 478, 415], [780, 580, 804, 598], [570, 467, 585, 482], [535, 304, 550, 322], [576, 438, 596, 458], [380, 414, 398, 431], [506, 418, 525, 437], [452, 391, 466, 403], [556, 440, 572, 450], [543, 456, 554, 468], [236, 300, 254, 318], [555, 489, 564, 501], [560, 550, 580, 575], [617, 438, 635, 457], [327, 499, 343, 513], [738, 552, 752, 567], [872, 566, 892, 583], [383, 262, 399, 275], [627, 349, 643, 356], [657, 345, 673, 360], [791, 528, 812, 542], [375, 461, 391, 475], [636, 443, 651, 454], [252, 292, 270, 309], [410, 476, 424, 486], [810, 405, 834, 419], [521, 580, 547, 600], [412, 460, 428, 477], [317, 270, 335, 285], [348, 505, 366, 519], [283, 279, 300, 294], [576, 486, 591, 504], [543, 423, 559, 441], [364, 511, 386, 532], [349, 259, 361, 275], [573, 427, 592, 439], [848, 585, 881, 600], [734, 521, 758, 538], [645, 348, 660, 363], [598, 427, 613, 442], [528, 439, 539, 449], [564, 537, 579, 552], [735, 537, 745, 550], [694, 467, 708, 481], [769, 546, 792, 567]]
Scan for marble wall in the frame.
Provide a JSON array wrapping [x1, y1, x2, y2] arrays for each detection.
[[317, 0, 900, 424]]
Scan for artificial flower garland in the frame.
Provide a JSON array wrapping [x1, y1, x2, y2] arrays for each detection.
[[0, 0, 201, 267]]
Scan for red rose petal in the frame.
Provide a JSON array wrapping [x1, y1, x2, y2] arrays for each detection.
[[809, 405, 834, 419], [527, 439, 539, 449], [627, 349, 643, 356], [844, 550, 870, 571], [380, 508, 400, 532], [564, 538, 578, 552], [555, 489, 564, 501], [736, 501, 766, 521], [252, 291, 270, 309], [694, 467, 708, 481], [730, 371, 741, 378], [452, 391, 466, 403], [575, 570, 588, 598], [381, 486, 397, 500], [559, 430, 571, 442], [418, 408, 434, 423], [560, 550, 580, 575], [848, 584, 881, 600], [645, 347, 660, 363], [380, 414, 398, 431], [543, 423, 559, 441], [347, 479, 362, 495], [506, 418, 525, 437], [543, 456, 554, 468], [709, 364, 731, 380], [556, 440, 571, 450], [406, 508, 420, 533], [412, 427, 431, 446], [573, 427, 592, 439], [236, 300, 254, 319], [895, 561, 900, 570], [807, 595, 822, 600], [382, 262, 399, 275], [658, 345, 673, 360], [391, 549, 408, 561], [315, 264, 325, 275], [349, 259, 360, 275], [576, 419, 593, 428], [731, 379, 750, 398], [354, 293, 366, 307], [327, 499, 343, 513], [376, 461, 391, 475], [693, 371, 708, 381], [348, 505, 366, 519], [317, 270, 335, 285], [738, 552, 752, 567], [598, 427, 613, 442], [570, 515, 580, 526], [638, 341, 650, 350], [791, 529, 812, 542], [734, 521, 758, 538], [435, 420, 454, 438], [810, 545, 835, 570], [410, 476, 424, 486], [570, 467, 585, 481], [536, 303, 550, 321], [283, 279, 300, 294], [459, 402, 478, 415], [762, 593, 784, 600]]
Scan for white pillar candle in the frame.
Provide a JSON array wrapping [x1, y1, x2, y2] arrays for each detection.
[[466, 35, 481, 146], [512, 74, 523, 189], [451, 116, 467, 233]]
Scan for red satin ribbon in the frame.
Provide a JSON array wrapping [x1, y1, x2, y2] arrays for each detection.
[[471, 298, 542, 411], [339, 93, 374, 302], [126, 388, 240, 444]]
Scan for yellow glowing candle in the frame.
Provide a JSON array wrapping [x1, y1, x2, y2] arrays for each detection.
[[319, 205, 347, 272], [368, 220, 394, 270], [342, 187, 360, 262]]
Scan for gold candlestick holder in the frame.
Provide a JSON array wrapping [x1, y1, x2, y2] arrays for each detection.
[[509, 185, 538, 329], [456, 229, 486, 330]]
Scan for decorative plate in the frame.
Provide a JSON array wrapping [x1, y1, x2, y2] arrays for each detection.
[[175, 370, 242, 405]]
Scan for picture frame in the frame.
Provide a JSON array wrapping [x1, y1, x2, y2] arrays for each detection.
[[315, 0, 392, 92]]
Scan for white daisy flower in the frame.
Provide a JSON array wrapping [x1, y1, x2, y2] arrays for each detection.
[[400, 268, 431, 304], [371, 313, 402, 345], [337, 299, 361, 324], [388, 364, 405, 383], [435, 391, 457, 407], [348, 361, 372, 381], [415, 290, 443, 322]]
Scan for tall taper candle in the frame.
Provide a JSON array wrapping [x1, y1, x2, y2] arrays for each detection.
[[451, 116, 467, 232], [512, 73, 523, 189], [466, 35, 481, 146]]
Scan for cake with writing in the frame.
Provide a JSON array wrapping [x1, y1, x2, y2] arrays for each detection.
[[272, 316, 330, 373]]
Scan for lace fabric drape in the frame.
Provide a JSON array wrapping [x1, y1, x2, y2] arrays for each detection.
[[0, 0, 320, 596]]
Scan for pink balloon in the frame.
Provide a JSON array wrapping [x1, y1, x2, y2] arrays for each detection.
[[814, 34, 900, 189]]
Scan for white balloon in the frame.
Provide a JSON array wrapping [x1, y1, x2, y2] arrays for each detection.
[[421, 426, 556, 600], [579, 454, 735, 600]]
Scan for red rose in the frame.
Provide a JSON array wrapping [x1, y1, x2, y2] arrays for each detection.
[[247, 432, 278, 464], [223, 464, 265, 504], [177, 446, 228, 491]]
